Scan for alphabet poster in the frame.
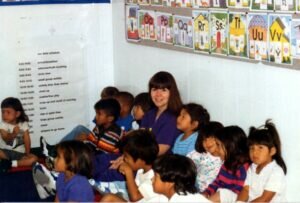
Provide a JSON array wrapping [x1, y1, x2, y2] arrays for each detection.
[[138, 0, 150, 5], [193, 0, 210, 7], [291, 19, 300, 58], [173, 16, 194, 48], [268, 14, 292, 64], [210, 0, 227, 8], [228, 12, 248, 58], [227, 0, 250, 8], [251, 0, 273, 10], [138, 10, 156, 40], [156, 12, 174, 44], [176, 0, 193, 7], [126, 0, 138, 4], [193, 10, 210, 52], [210, 11, 228, 55], [248, 14, 268, 60], [274, 0, 295, 11], [162, 0, 176, 6], [126, 5, 140, 41], [151, 0, 162, 5]]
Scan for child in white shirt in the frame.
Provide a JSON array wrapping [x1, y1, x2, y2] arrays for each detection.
[[100, 129, 167, 202], [237, 120, 287, 202], [0, 97, 37, 167]]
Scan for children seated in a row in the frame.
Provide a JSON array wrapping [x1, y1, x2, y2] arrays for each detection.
[[0, 97, 37, 168], [237, 120, 287, 202], [172, 103, 210, 156]]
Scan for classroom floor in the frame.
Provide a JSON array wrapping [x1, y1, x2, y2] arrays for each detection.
[[0, 169, 55, 201]]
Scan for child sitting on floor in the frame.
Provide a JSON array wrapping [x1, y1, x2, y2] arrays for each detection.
[[131, 92, 153, 130], [237, 120, 287, 202], [0, 97, 37, 169], [40, 98, 123, 168], [115, 91, 134, 132], [54, 140, 94, 202], [172, 103, 210, 156], [152, 154, 211, 202], [100, 129, 167, 202], [187, 121, 224, 192]]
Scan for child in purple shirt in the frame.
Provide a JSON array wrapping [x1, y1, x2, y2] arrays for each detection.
[[54, 140, 94, 202]]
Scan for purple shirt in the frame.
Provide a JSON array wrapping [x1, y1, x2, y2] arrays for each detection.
[[56, 173, 94, 202], [141, 108, 180, 147]]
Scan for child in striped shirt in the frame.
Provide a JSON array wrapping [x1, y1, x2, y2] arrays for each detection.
[[172, 103, 210, 156], [203, 126, 250, 203]]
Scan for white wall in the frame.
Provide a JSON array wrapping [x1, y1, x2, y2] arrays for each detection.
[[112, 1, 300, 201], [0, 3, 115, 144]]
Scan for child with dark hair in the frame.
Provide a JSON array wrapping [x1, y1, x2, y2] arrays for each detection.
[[115, 91, 134, 132], [100, 129, 167, 202], [0, 97, 37, 168], [40, 98, 123, 169], [203, 126, 250, 203], [187, 121, 224, 192], [237, 120, 287, 202], [100, 86, 119, 99], [131, 92, 153, 130], [54, 140, 94, 202], [152, 154, 210, 202], [84, 98, 123, 154], [172, 103, 210, 156]]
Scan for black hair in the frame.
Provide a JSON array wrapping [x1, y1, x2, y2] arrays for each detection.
[[149, 71, 182, 115], [153, 154, 197, 195], [100, 86, 119, 99], [133, 92, 154, 114], [94, 98, 120, 122], [120, 129, 158, 165], [116, 91, 134, 111], [181, 103, 210, 131], [248, 119, 287, 174], [1, 97, 29, 123], [195, 121, 224, 153], [56, 140, 93, 178], [216, 126, 250, 174]]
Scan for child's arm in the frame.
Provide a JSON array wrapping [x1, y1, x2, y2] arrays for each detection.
[[250, 190, 276, 202], [23, 130, 31, 154], [236, 185, 249, 202], [118, 162, 143, 202]]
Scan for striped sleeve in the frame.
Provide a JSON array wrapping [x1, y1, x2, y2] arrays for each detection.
[[204, 163, 249, 196]]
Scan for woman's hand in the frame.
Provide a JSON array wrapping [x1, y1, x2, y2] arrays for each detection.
[[109, 155, 124, 169]]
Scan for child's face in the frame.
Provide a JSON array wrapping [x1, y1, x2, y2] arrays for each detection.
[[176, 109, 195, 132], [95, 109, 112, 126], [1, 107, 20, 124], [54, 149, 66, 173], [123, 152, 140, 171], [249, 144, 275, 167], [132, 105, 144, 121], [150, 88, 170, 111], [203, 137, 218, 156], [215, 138, 226, 160]]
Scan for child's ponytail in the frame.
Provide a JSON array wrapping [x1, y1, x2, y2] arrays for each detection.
[[265, 120, 287, 174]]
